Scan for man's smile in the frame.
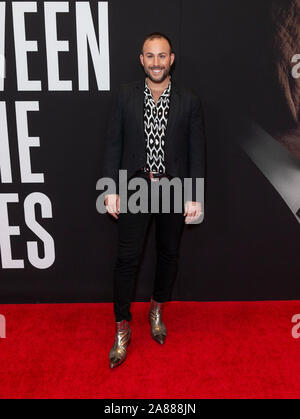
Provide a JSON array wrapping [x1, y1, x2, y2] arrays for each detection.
[[151, 68, 164, 74]]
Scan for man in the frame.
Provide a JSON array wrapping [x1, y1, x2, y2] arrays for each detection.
[[102, 32, 206, 368]]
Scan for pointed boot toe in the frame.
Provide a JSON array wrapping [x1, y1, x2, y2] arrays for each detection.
[[110, 355, 125, 369], [153, 333, 166, 345]]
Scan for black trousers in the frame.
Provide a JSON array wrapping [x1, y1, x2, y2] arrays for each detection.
[[113, 173, 185, 322]]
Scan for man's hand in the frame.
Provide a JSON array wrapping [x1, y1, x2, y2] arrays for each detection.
[[184, 201, 202, 224], [105, 194, 120, 219]]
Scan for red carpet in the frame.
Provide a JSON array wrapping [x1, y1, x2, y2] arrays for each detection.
[[0, 300, 300, 399]]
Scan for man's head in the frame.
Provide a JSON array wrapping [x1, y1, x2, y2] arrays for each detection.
[[140, 32, 175, 83]]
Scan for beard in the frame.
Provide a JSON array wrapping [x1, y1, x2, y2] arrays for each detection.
[[144, 66, 170, 83]]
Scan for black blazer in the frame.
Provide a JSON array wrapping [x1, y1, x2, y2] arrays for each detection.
[[101, 79, 206, 202]]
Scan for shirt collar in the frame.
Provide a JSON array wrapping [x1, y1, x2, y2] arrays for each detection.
[[144, 77, 171, 100]]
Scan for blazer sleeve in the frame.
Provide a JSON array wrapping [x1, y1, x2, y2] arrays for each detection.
[[188, 94, 206, 203], [101, 85, 124, 194]]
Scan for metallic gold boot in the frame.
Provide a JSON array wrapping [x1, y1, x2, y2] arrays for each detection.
[[109, 319, 131, 368], [148, 297, 167, 344]]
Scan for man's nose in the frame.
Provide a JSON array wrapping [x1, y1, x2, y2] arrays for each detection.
[[153, 56, 159, 66]]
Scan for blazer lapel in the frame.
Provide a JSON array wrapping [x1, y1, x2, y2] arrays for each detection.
[[134, 77, 180, 144], [165, 80, 180, 143], [134, 79, 145, 141]]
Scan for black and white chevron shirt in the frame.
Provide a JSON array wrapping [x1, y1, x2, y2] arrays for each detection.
[[143, 77, 171, 173]]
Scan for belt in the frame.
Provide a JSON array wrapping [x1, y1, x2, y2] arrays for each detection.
[[135, 168, 173, 182]]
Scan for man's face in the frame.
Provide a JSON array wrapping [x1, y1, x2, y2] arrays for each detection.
[[140, 38, 175, 83]]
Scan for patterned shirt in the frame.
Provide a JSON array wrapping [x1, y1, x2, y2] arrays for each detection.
[[143, 77, 171, 173]]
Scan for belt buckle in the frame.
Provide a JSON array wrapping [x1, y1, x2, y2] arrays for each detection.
[[150, 171, 159, 182]]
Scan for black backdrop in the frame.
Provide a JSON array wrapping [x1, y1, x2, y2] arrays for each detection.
[[1, 0, 300, 303]]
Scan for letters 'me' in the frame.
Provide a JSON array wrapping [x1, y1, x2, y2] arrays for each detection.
[[0, 102, 55, 269], [0, 101, 43, 183]]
